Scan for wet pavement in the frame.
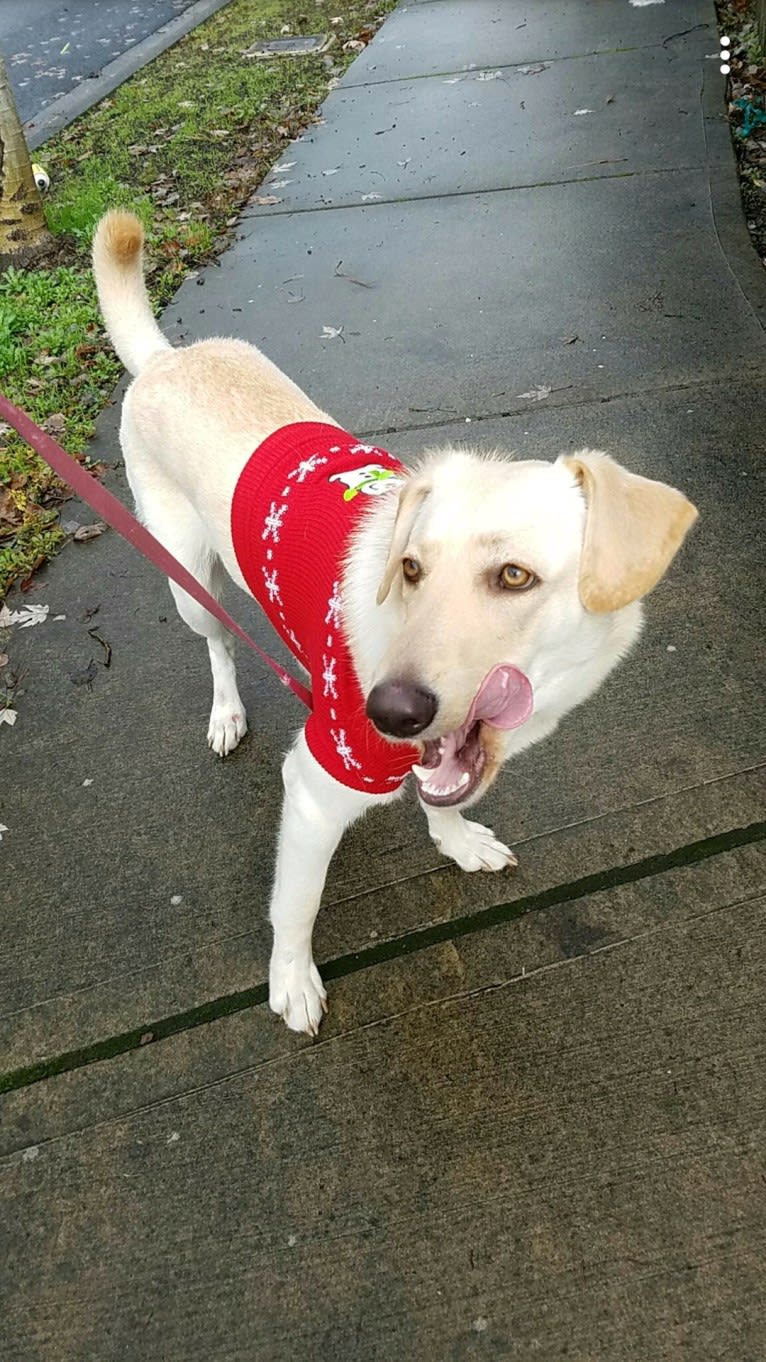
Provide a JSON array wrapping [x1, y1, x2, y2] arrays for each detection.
[[2, 0, 200, 125], [2, 2, 765, 1358]]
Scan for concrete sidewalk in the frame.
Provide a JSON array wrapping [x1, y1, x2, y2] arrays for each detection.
[[2, 2, 766, 1358]]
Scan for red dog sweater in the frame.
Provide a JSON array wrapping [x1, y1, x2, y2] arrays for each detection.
[[231, 421, 419, 793]]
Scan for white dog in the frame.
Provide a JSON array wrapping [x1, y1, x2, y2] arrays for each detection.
[[92, 211, 698, 1034]]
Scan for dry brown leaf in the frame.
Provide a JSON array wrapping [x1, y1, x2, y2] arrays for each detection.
[[73, 522, 107, 542], [252, 194, 281, 205], [42, 412, 67, 436]]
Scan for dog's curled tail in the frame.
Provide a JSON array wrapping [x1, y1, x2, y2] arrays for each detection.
[[92, 210, 170, 377]]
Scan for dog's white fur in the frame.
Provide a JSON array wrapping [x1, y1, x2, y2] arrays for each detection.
[[92, 211, 698, 1034]]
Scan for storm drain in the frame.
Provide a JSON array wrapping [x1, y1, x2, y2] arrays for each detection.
[[243, 34, 335, 59]]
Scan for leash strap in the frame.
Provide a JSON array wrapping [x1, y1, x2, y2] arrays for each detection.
[[0, 392, 313, 709]]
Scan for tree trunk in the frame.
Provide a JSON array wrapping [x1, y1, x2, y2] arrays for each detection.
[[0, 53, 50, 269]]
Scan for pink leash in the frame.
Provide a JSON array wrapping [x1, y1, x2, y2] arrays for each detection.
[[0, 392, 313, 709]]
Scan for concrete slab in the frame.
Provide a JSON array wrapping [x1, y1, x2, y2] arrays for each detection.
[[3, 884, 765, 1360], [254, 45, 709, 212], [3, 830, 765, 1136], [2, 4, 765, 1352], [205, 172, 764, 432], [2, 382, 764, 1074], [343, 0, 714, 85]]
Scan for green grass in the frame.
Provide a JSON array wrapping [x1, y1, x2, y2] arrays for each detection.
[[44, 173, 153, 243], [0, 0, 396, 595]]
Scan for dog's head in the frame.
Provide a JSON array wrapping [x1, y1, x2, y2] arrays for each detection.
[[360, 448, 697, 808]]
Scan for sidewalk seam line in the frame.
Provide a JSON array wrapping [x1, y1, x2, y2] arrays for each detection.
[[338, 41, 670, 89], [3, 762, 762, 1024], [242, 165, 705, 220], [354, 367, 766, 437], [1, 820, 763, 1097]]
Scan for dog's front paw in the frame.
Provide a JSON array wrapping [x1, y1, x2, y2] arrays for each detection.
[[207, 706, 247, 757], [434, 817, 518, 874], [269, 956, 328, 1035]]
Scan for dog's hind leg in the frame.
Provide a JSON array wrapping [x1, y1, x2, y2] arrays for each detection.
[[130, 471, 247, 756], [421, 802, 517, 873], [167, 548, 248, 757]]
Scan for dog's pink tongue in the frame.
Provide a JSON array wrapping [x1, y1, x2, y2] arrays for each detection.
[[466, 664, 534, 730]]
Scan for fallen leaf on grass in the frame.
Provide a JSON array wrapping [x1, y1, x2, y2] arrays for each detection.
[[20, 559, 47, 592], [0, 488, 23, 533], [0, 709, 16, 727], [73, 522, 107, 542], [42, 412, 67, 436], [0, 654, 8, 668]]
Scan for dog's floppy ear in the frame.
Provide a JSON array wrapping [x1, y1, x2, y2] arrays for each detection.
[[561, 449, 698, 613], [376, 475, 431, 605]]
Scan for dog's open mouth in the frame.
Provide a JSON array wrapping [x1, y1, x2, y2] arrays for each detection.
[[413, 720, 487, 805], [412, 664, 534, 808]]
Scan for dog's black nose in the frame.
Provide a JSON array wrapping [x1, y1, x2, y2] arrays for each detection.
[[366, 680, 438, 738]]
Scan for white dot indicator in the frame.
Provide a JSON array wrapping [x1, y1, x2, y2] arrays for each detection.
[[720, 63, 731, 75], [720, 36, 730, 47]]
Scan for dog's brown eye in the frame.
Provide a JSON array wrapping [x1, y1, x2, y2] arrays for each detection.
[[402, 557, 421, 583], [499, 563, 536, 591]]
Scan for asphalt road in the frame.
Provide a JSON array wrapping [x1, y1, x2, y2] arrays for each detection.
[[0, 0, 199, 126]]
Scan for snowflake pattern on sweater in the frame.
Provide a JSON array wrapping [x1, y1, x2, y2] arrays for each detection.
[[231, 422, 419, 792]]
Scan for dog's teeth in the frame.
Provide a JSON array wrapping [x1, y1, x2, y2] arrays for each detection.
[[422, 775, 468, 798], [411, 763, 431, 781]]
